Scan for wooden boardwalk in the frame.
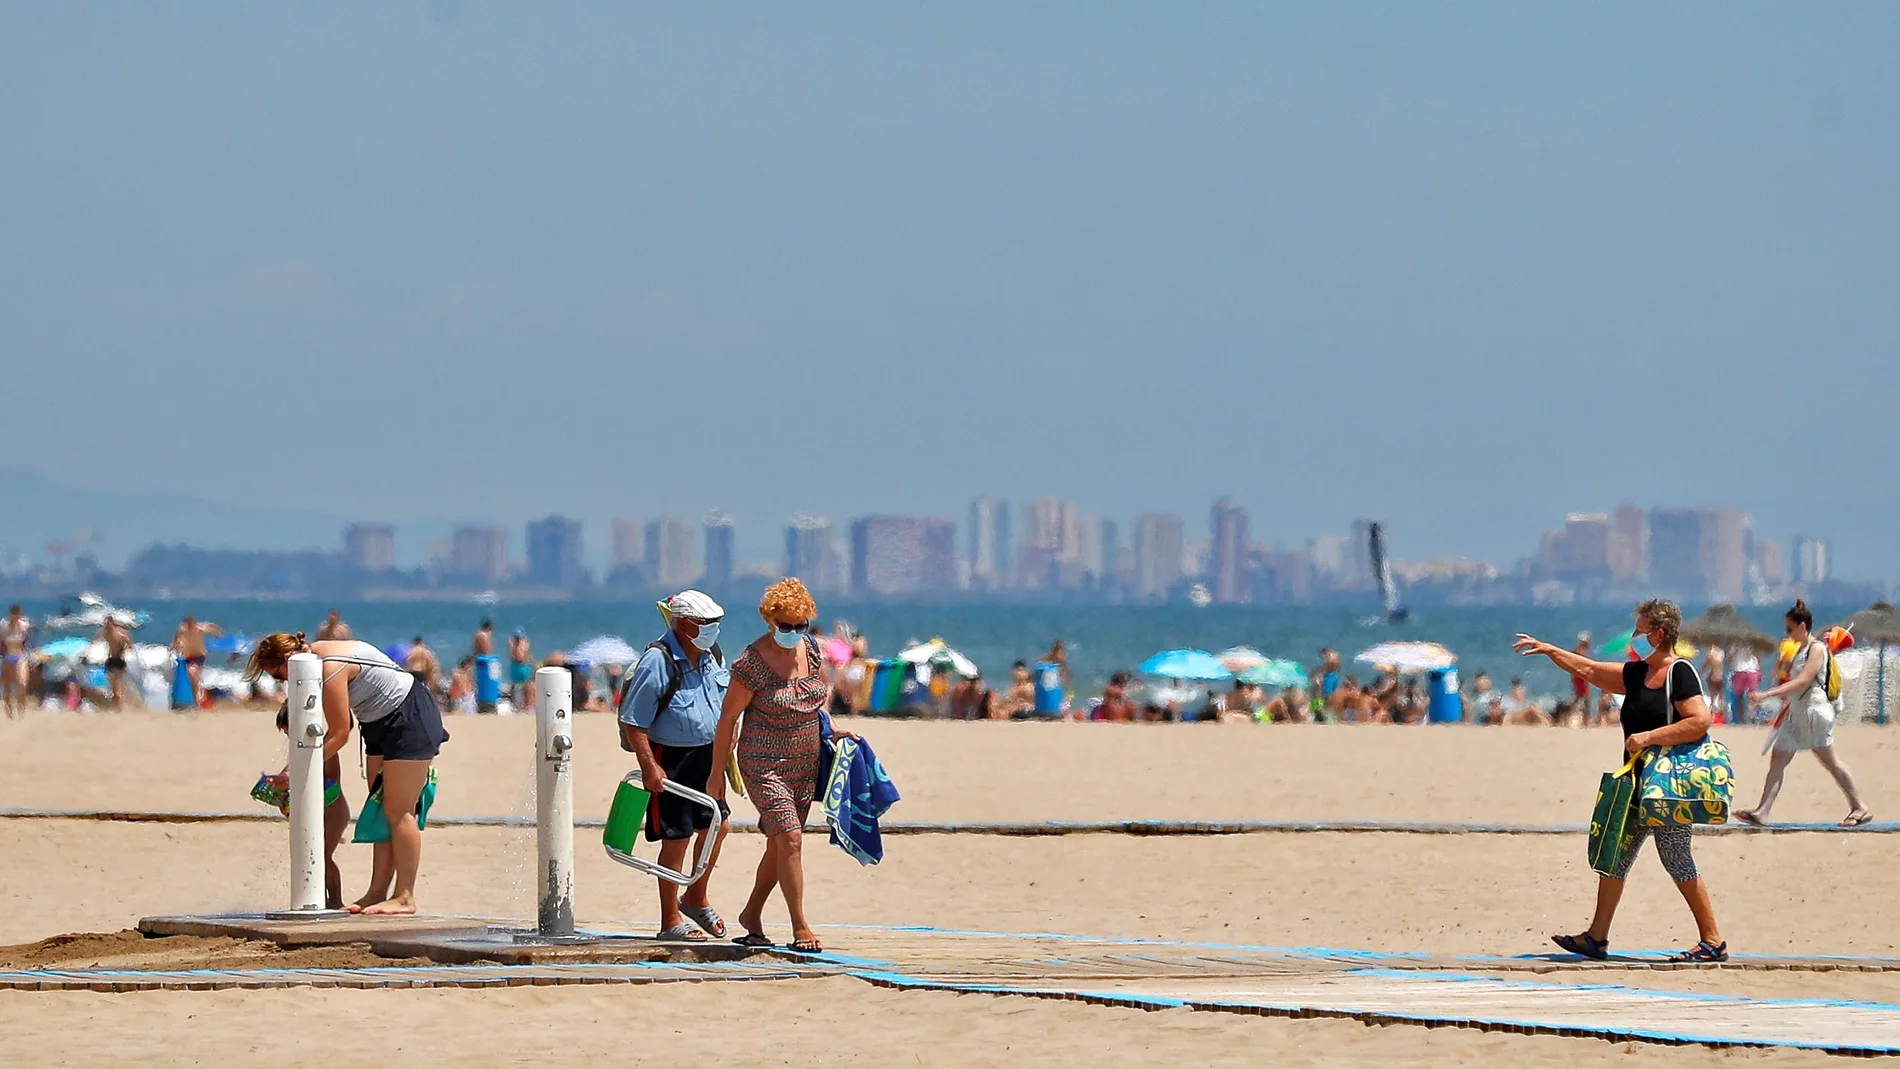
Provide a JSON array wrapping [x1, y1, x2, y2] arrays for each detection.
[[13, 918, 1900, 1054]]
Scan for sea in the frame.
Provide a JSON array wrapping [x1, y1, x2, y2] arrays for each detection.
[[12, 597, 1848, 702]]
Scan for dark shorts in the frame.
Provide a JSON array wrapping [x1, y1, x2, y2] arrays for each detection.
[[360, 684, 450, 762], [185, 655, 207, 668], [645, 742, 730, 842], [105, 656, 127, 672]]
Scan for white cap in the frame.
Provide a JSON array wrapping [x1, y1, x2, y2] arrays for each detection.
[[657, 589, 724, 628]]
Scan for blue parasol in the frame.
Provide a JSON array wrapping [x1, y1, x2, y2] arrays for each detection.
[[1137, 648, 1233, 682]]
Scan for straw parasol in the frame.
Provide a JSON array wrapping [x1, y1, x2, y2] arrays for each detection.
[[1680, 605, 1777, 654], [1832, 602, 1900, 724]]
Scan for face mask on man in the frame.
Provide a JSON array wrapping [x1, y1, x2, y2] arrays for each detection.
[[690, 622, 720, 651]]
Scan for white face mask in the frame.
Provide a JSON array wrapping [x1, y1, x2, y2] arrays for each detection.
[[772, 626, 804, 649], [689, 622, 720, 651]]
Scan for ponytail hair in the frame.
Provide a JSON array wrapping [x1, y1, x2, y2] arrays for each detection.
[[245, 631, 311, 680], [1786, 600, 1814, 631]]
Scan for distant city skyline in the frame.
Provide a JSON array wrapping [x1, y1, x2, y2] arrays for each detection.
[[7, 480, 1878, 609]]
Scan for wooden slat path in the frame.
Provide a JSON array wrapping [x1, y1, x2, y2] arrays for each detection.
[[856, 968, 1900, 1055], [0, 960, 814, 992]]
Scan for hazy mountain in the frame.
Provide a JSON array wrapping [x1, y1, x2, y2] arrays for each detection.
[[0, 469, 347, 568]]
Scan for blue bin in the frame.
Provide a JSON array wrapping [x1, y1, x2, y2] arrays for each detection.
[[170, 661, 196, 710], [474, 655, 502, 710], [1426, 667, 1464, 723], [1033, 662, 1065, 715]]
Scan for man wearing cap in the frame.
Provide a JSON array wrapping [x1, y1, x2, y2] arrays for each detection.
[[618, 590, 731, 941]]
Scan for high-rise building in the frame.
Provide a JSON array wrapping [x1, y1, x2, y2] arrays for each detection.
[[1647, 507, 1749, 602], [450, 525, 508, 583], [1309, 534, 1349, 579], [703, 511, 735, 589], [1132, 513, 1185, 602], [526, 515, 587, 589], [1209, 498, 1251, 604], [343, 523, 396, 572], [1755, 538, 1785, 585], [849, 516, 957, 598], [1098, 519, 1121, 588], [1794, 536, 1830, 585], [967, 496, 1012, 590], [1018, 498, 1081, 587], [1346, 520, 1375, 590], [1542, 513, 1613, 583], [1611, 506, 1648, 584], [644, 518, 698, 589], [1252, 546, 1316, 605], [610, 519, 644, 571]]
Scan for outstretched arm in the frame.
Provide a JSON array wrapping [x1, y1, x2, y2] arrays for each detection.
[[1514, 635, 1627, 693]]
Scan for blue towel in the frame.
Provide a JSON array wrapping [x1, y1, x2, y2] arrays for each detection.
[[821, 735, 900, 865]]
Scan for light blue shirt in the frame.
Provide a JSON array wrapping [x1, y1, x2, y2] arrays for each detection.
[[617, 631, 728, 748]]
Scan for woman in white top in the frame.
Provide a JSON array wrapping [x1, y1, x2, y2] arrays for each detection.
[[248, 631, 450, 913], [1738, 601, 1871, 827]]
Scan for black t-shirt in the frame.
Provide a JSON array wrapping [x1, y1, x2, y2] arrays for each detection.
[[1619, 659, 1704, 739]]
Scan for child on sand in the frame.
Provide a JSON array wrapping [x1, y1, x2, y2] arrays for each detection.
[[255, 705, 351, 910]]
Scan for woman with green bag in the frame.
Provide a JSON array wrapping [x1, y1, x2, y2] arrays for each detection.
[[1516, 597, 1728, 963]]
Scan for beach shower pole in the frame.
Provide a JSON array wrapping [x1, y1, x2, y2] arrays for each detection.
[[534, 666, 576, 937], [267, 652, 341, 918]]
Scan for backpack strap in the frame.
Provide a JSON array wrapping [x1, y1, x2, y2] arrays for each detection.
[[626, 638, 723, 719]]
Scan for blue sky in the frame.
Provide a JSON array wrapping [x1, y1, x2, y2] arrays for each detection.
[[3, 4, 1896, 571]]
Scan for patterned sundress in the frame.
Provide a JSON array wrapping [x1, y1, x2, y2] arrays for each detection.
[[733, 637, 829, 837]]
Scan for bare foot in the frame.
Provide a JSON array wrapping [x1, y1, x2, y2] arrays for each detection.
[[347, 891, 389, 914], [360, 892, 417, 916]]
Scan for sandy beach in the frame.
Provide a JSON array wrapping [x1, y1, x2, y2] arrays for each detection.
[[2, 713, 1895, 1065]]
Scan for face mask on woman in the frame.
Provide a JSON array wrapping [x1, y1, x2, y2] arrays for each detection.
[[1632, 628, 1655, 658], [772, 624, 805, 650]]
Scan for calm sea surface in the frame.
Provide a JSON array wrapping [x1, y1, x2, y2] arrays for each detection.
[[11, 598, 1843, 701]]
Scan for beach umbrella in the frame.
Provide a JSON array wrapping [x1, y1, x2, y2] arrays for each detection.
[[1216, 646, 1269, 673], [1680, 605, 1776, 654], [1354, 641, 1457, 674], [34, 637, 90, 661], [1237, 659, 1308, 689], [896, 638, 980, 679], [569, 635, 641, 666], [1599, 630, 1698, 660], [1833, 603, 1900, 724], [1137, 648, 1232, 682]]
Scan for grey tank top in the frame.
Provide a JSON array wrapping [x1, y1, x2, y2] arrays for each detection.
[[322, 641, 414, 723]]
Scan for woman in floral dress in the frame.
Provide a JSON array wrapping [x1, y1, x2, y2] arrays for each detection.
[[708, 577, 852, 952]]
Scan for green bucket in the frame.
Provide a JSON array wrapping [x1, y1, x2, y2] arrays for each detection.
[[604, 778, 652, 854]]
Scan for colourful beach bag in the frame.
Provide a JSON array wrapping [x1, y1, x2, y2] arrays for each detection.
[[1634, 659, 1733, 827], [1637, 740, 1733, 826], [1588, 754, 1643, 877]]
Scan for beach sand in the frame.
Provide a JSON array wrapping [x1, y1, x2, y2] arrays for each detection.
[[1, 713, 1893, 1065]]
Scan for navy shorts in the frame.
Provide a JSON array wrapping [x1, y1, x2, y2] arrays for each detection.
[[646, 743, 730, 842], [360, 685, 449, 762]]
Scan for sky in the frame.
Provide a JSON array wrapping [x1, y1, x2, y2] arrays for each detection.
[[3, 4, 1897, 573]]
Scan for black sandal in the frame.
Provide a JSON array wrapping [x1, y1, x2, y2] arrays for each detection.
[[1670, 940, 1728, 963], [732, 932, 775, 948], [1551, 932, 1610, 960], [788, 937, 824, 953]]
